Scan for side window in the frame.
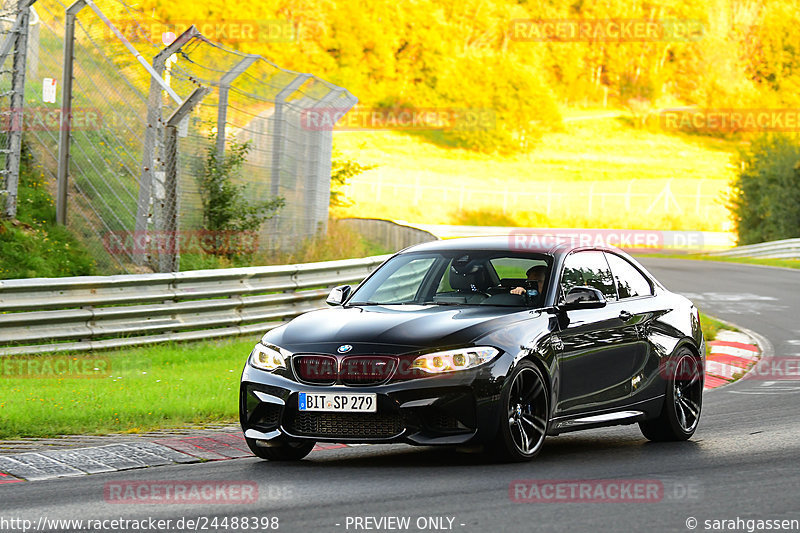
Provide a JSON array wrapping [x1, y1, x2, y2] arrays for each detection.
[[605, 253, 653, 299], [560, 251, 617, 301]]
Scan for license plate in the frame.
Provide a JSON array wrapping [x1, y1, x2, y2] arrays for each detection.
[[298, 392, 377, 413]]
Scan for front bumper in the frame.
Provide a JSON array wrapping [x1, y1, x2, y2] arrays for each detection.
[[239, 362, 505, 446]]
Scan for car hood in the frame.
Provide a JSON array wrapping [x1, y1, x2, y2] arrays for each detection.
[[264, 304, 535, 354]]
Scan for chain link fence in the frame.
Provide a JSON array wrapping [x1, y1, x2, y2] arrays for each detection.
[[5, 0, 356, 273], [1, 0, 34, 218]]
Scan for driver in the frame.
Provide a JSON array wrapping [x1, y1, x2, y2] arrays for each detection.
[[510, 265, 547, 299]]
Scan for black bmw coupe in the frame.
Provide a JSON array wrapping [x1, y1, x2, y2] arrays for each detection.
[[240, 237, 704, 462]]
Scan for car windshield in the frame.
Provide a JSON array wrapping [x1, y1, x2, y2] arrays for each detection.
[[348, 251, 552, 308]]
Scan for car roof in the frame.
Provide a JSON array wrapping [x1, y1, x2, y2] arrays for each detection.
[[398, 235, 616, 256]]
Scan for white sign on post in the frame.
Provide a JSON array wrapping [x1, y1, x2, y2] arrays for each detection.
[[42, 78, 57, 103]]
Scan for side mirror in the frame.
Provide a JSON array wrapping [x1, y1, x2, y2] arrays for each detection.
[[326, 285, 352, 306], [561, 286, 607, 310]]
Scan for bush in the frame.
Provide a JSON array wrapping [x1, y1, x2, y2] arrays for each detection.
[[729, 134, 800, 245], [197, 135, 284, 259], [330, 150, 375, 207]]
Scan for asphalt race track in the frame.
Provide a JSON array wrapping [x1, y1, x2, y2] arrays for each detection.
[[2, 258, 799, 533]]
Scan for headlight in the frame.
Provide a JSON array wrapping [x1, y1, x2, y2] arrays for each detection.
[[249, 343, 289, 371], [412, 346, 499, 374]]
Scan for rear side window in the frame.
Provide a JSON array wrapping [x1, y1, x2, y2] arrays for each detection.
[[605, 253, 653, 299], [560, 251, 617, 301]]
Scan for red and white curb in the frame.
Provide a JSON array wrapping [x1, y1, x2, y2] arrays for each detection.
[[705, 330, 761, 390]]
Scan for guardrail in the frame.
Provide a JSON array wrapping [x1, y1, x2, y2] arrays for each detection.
[[338, 218, 439, 250], [0, 255, 391, 356], [705, 238, 800, 259]]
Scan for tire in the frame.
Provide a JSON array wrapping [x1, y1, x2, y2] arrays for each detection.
[[640, 347, 703, 442], [245, 437, 316, 461], [491, 361, 550, 462]]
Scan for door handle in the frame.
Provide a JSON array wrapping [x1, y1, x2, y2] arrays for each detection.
[[619, 310, 633, 321]]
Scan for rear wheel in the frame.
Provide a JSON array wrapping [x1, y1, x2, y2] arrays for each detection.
[[640, 347, 703, 441], [245, 437, 315, 461], [491, 361, 549, 462]]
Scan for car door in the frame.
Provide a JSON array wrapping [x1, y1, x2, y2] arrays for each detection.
[[554, 250, 642, 415], [603, 252, 662, 402]]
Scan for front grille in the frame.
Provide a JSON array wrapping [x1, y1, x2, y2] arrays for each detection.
[[287, 411, 404, 439], [294, 354, 337, 384], [340, 356, 397, 385], [293, 354, 400, 385]]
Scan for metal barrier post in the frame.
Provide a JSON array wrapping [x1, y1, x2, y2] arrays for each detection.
[[2, 0, 34, 219], [55, 0, 85, 225], [160, 86, 211, 273], [135, 25, 198, 264], [216, 55, 259, 159]]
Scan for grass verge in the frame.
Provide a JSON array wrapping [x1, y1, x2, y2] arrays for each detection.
[[637, 253, 800, 270], [699, 312, 735, 357], [0, 338, 252, 439], [0, 148, 96, 279]]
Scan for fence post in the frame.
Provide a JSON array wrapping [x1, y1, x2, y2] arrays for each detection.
[[306, 87, 344, 237], [270, 73, 311, 198], [54, 0, 84, 225], [135, 25, 199, 264], [268, 73, 311, 249], [2, 0, 33, 219], [216, 55, 259, 159], [27, 4, 38, 78], [159, 86, 210, 273]]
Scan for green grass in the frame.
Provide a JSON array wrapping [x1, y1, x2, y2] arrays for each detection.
[[636, 253, 800, 270], [333, 112, 739, 231], [698, 312, 736, 357], [0, 338, 253, 439], [0, 149, 96, 279]]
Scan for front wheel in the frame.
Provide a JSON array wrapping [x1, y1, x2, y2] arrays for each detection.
[[245, 437, 315, 461], [640, 348, 703, 441], [491, 361, 550, 462]]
